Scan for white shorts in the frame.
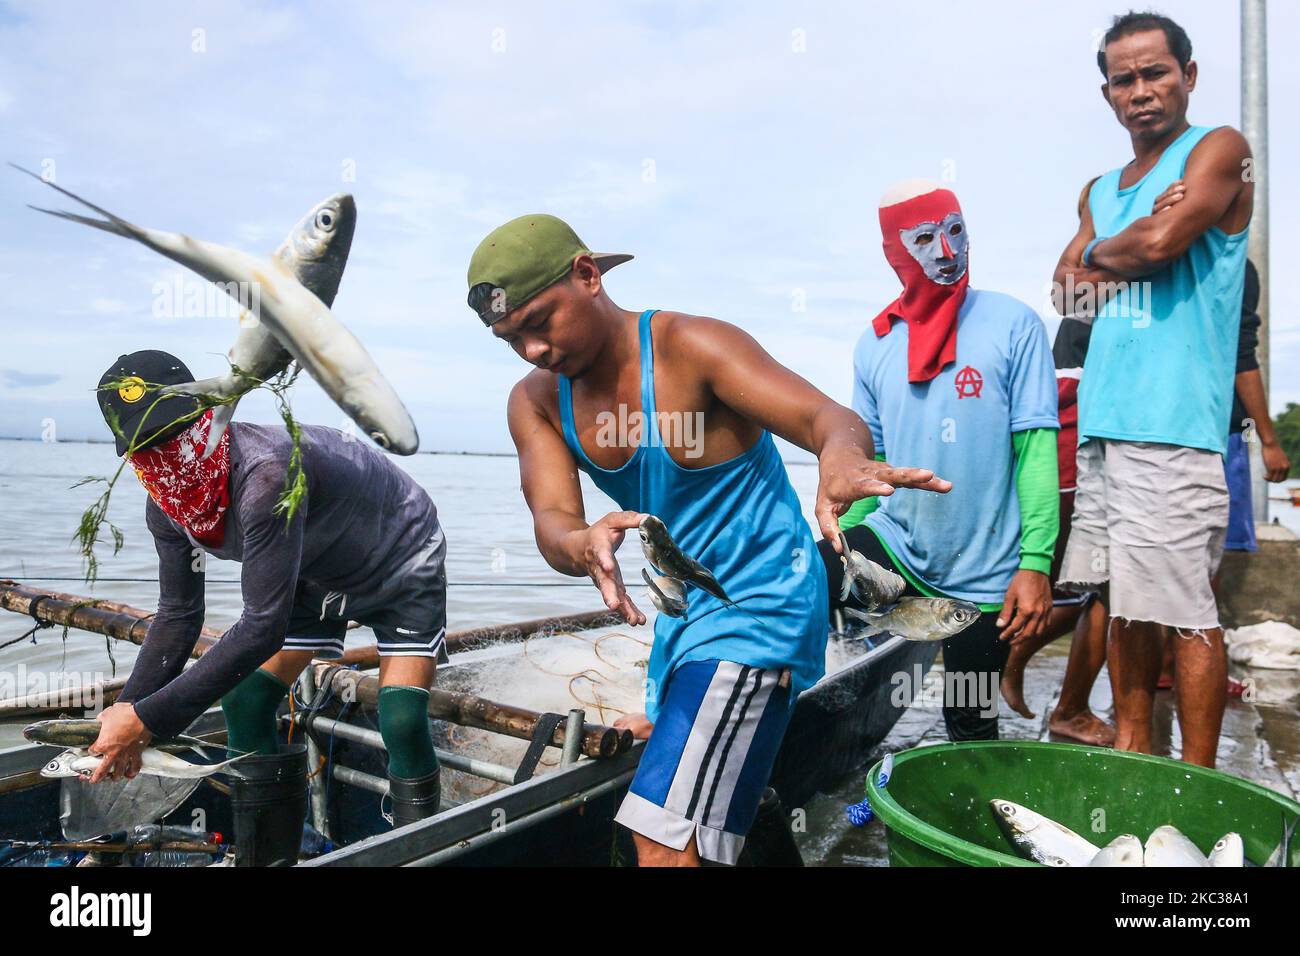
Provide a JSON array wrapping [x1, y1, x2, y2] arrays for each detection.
[[1058, 439, 1227, 631]]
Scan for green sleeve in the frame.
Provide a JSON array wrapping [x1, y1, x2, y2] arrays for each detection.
[[1011, 427, 1060, 574], [837, 452, 887, 530]]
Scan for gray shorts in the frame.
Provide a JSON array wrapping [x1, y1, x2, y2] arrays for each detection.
[[282, 526, 448, 661], [1058, 439, 1227, 631]]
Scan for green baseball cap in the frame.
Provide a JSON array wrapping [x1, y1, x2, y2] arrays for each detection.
[[466, 214, 632, 326]]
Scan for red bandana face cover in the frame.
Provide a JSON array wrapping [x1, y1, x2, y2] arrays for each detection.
[[872, 187, 970, 383], [129, 410, 231, 547]]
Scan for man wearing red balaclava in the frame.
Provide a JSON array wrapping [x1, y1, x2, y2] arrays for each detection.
[[817, 180, 1061, 742]]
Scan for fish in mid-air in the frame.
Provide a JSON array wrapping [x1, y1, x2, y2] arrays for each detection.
[[838, 533, 905, 608], [41, 747, 250, 781], [844, 597, 979, 642], [13, 165, 417, 455], [638, 515, 732, 605], [165, 193, 357, 457], [642, 568, 689, 619], [1088, 834, 1144, 867], [990, 799, 1099, 867], [1143, 825, 1209, 867]]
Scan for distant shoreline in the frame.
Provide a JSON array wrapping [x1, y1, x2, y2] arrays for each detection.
[[0, 435, 818, 466]]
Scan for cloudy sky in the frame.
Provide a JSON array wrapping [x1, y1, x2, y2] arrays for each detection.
[[0, 0, 1295, 456]]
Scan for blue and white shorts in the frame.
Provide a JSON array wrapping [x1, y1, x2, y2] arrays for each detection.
[[281, 527, 448, 662], [614, 660, 792, 865]]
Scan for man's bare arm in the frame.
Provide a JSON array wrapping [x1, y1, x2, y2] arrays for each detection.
[[1088, 128, 1251, 278], [669, 318, 950, 545], [506, 376, 645, 623], [1051, 177, 1130, 317]]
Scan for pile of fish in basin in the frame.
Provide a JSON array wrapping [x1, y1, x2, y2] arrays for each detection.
[[993, 799, 1296, 867], [868, 742, 1300, 869]]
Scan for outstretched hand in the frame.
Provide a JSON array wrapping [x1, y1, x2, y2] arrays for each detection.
[[576, 511, 647, 625], [816, 448, 951, 551]]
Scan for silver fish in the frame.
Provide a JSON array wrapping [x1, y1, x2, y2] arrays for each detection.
[[838, 532, 905, 608], [13, 166, 418, 455], [1208, 832, 1244, 868], [1265, 815, 1297, 867], [844, 597, 980, 642], [638, 515, 732, 606], [642, 568, 689, 619], [41, 747, 249, 781], [1088, 834, 1144, 867], [165, 194, 357, 458], [1144, 825, 1209, 867], [23, 718, 225, 757], [991, 799, 1099, 867]]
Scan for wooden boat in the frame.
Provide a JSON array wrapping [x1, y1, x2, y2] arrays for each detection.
[[0, 581, 938, 867]]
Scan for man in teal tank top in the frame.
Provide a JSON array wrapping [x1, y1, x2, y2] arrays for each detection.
[[1050, 12, 1254, 768], [466, 214, 950, 866]]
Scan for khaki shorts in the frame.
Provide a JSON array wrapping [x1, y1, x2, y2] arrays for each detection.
[[1058, 439, 1227, 631]]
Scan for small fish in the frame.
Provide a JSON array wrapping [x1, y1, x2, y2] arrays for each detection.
[[1144, 824, 1209, 867], [1088, 834, 1144, 867], [40, 747, 250, 781], [1208, 832, 1244, 868], [1265, 815, 1297, 867], [23, 718, 225, 757], [844, 597, 980, 642], [13, 166, 418, 455], [990, 799, 1099, 867], [641, 568, 689, 619], [164, 193, 357, 458], [838, 533, 905, 608], [638, 515, 732, 606]]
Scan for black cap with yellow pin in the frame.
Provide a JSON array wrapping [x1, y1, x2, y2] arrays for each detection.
[[466, 214, 632, 326], [97, 350, 202, 455]]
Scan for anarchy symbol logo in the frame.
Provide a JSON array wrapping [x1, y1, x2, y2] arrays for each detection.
[[954, 365, 983, 399]]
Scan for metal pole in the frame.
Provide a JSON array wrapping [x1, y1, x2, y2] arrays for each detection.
[[561, 708, 585, 766], [1242, 0, 1270, 525], [289, 711, 520, 786]]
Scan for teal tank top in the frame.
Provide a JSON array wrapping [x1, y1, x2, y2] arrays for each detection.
[[1080, 125, 1250, 456], [557, 310, 828, 721]]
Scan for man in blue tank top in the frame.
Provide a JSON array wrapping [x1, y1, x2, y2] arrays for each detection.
[[1050, 11, 1254, 768], [467, 214, 950, 866]]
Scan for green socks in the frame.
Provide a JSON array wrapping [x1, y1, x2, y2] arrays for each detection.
[[222, 669, 290, 755], [223, 674, 436, 774], [378, 685, 439, 779]]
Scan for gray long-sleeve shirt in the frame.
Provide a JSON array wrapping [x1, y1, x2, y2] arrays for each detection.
[[120, 423, 441, 738]]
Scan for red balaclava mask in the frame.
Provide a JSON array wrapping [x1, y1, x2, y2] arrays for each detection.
[[872, 182, 970, 383], [129, 409, 231, 547]]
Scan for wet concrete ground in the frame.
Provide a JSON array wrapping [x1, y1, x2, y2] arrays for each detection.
[[794, 640, 1300, 866]]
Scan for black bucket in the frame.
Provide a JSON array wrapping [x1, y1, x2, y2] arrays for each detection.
[[228, 744, 308, 867]]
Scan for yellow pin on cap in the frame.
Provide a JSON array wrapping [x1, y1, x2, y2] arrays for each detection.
[[117, 377, 146, 404]]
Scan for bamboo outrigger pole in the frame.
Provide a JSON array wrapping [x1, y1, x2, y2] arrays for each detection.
[[0, 581, 621, 664], [0, 581, 633, 758]]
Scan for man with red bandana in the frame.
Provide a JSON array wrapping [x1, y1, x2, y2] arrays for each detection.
[[87, 350, 448, 833], [819, 180, 1059, 740]]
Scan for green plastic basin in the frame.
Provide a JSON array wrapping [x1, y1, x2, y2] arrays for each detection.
[[864, 741, 1300, 867]]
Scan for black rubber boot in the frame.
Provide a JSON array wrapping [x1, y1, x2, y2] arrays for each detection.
[[229, 744, 308, 867], [388, 768, 441, 827], [736, 787, 804, 867]]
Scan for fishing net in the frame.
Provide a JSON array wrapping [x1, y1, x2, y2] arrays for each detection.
[[59, 774, 200, 840]]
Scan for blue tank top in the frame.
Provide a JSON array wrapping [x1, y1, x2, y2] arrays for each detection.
[[558, 310, 828, 721], [1080, 125, 1250, 456]]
